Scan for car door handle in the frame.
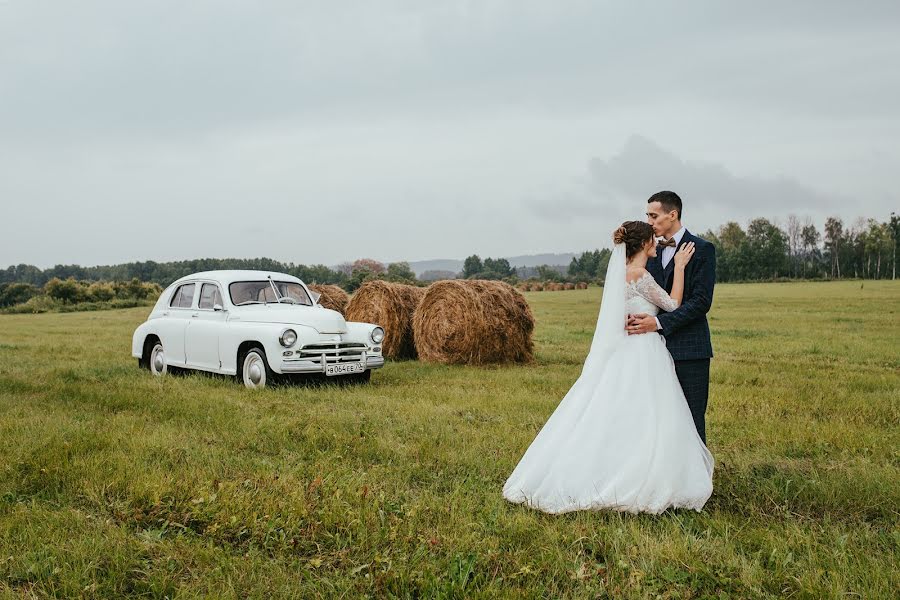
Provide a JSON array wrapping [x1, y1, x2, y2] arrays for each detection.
[[191, 313, 199, 318]]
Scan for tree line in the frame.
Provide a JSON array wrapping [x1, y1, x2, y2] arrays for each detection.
[[703, 214, 898, 282], [1, 213, 896, 311], [0, 258, 420, 311], [465, 214, 899, 284]]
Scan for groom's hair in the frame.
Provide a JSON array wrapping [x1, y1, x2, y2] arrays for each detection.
[[648, 191, 682, 220]]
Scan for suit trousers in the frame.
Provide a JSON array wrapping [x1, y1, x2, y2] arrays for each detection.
[[674, 358, 710, 444]]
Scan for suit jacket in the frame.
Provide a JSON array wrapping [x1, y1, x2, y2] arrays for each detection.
[[646, 230, 716, 361]]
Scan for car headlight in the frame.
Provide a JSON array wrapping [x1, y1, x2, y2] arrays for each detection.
[[370, 327, 385, 344], [279, 328, 297, 347]]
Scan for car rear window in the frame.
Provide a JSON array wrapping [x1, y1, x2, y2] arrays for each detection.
[[170, 283, 196, 308]]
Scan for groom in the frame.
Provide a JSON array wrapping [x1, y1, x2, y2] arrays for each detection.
[[626, 191, 716, 443]]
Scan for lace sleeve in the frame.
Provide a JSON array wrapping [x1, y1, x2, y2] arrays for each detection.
[[635, 273, 679, 312]]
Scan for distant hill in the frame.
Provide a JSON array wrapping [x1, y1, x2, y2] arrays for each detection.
[[406, 253, 578, 277]]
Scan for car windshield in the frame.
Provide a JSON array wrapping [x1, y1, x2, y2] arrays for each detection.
[[229, 281, 313, 306]]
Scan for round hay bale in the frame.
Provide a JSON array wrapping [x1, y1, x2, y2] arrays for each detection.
[[576, 282, 588, 290], [564, 282, 575, 290], [345, 280, 425, 359], [413, 280, 534, 365], [532, 283, 543, 291], [308, 284, 349, 316]]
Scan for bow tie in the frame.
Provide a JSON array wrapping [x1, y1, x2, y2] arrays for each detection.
[[657, 237, 677, 248]]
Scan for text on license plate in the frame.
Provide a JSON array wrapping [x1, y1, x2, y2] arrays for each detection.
[[325, 363, 365, 376]]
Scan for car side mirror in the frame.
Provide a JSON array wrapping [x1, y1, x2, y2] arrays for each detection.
[[213, 303, 224, 312], [310, 291, 322, 305]]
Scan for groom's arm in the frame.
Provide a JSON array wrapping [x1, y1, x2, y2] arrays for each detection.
[[656, 242, 716, 336]]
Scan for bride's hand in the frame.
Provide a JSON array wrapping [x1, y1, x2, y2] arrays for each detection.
[[673, 241, 695, 269]]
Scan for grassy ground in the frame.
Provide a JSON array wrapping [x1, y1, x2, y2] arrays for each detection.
[[0, 281, 897, 598]]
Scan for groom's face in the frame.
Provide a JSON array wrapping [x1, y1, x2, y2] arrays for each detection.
[[646, 201, 678, 237]]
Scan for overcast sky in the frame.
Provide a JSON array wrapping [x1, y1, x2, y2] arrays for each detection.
[[2, 1, 898, 268]]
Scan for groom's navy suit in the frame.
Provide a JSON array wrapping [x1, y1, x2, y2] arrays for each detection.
[[647, 230, 716, 443]]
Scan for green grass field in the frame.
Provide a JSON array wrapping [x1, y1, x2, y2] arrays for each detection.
[[0, 281, 897, 598]]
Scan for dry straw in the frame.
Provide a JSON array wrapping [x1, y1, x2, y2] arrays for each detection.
[[308, 284, 350, 316], [345, 280, 425, 359], [413, 280, 534, 365]]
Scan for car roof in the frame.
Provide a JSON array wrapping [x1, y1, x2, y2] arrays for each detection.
[[170, 270, 305, 288]]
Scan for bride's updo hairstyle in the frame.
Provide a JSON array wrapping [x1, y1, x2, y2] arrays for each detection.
[[613, 221, 655, 259]]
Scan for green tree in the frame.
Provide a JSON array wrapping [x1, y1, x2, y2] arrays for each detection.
[[482, 257, 513, 279], [295, 264, 346, 286], [0, 264, 44, 286], [536, 265, 563, 282], [384, 262, 417, 283], [800, 222, 821, 278], [862, 219, 892, 279], [745, 218, 789, 279], [824, 217, 844, 279], [567, 249, 610, 280], [462, 255, 483, 279], [707, 222, 747, 282], [890, 212, 900, 280], [346, 267, 378, 292]]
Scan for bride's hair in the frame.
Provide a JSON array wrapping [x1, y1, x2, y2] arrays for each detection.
[[613, 221, 655, 259]]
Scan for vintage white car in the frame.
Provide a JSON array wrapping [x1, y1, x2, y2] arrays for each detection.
[[131, 270, 384, 388]]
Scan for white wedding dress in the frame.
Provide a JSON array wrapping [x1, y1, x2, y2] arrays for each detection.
[[503, 244, 714, 514]]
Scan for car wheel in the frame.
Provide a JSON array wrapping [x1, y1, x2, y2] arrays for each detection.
[[149, 342, 167, 376], [241, 348, 272, 389]]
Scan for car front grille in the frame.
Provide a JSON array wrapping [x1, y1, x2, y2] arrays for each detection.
[[292, 342, 367, 364]]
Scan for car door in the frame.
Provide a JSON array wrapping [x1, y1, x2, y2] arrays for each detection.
[[156, 282, 195, 366], [185, 282, 227, 371]]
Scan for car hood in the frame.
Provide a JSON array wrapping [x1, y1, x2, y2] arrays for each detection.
[[231, 305, 348, 333]]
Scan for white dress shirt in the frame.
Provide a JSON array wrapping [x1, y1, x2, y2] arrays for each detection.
[[660, 226, 687, 269], [655, 226, 686, 332]]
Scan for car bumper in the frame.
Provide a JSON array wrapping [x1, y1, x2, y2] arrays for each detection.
[[279, 354, 385, 374]]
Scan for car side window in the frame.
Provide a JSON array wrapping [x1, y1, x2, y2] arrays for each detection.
[[170, 283, 196, 309], [199, 283, 223, 310]]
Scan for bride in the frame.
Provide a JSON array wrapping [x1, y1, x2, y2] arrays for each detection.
[[503, 221, 714, 514]]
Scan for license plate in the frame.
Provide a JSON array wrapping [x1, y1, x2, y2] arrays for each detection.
[[325, 362, 364, 376]]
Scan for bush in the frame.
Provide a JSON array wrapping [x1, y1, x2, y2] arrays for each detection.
[[87, 281, 116, 302], [112, 278, 161, 300], [0, 282, 39, 307], [0, 277, 162, 313], [44, 277, 88, 303], [3, 295, 62, 314]]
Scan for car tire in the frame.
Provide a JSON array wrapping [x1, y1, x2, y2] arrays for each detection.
[[241, 347, 273, 389], [149, 341, 167, 376]]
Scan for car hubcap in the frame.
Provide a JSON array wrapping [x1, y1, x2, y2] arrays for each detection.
[[151, 344, 166, 375], [248, 363, 262, 384], [244, 353, 265, 388]]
